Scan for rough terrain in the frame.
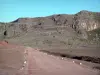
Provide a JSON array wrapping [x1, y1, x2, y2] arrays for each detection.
[[0, 10, 100, 49], [0, 10, 100, 75]]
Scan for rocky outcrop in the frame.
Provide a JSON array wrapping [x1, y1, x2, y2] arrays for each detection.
[[72, 10, 100, 31]]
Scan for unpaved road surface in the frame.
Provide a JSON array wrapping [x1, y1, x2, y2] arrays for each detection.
[[0, 41, 99, 75], [0, 41, 25, 75], [23, 47, 99, 75]]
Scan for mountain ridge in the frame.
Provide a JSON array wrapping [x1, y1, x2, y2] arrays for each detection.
[[0, 10, 100, 49]]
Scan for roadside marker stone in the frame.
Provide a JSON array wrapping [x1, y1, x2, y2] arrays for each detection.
[[73, 61, 75, 63], [80, 63, 82, 65]]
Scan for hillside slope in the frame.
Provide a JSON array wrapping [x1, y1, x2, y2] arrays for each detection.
[[0, 10, 100, 49]]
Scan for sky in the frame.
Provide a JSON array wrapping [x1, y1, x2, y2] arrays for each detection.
[[0, 0, 100, 22]]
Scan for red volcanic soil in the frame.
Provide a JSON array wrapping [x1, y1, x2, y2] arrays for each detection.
[[0, 41, 25, 75], [0, 41, 99, 75], [0, 41, 8, 46]]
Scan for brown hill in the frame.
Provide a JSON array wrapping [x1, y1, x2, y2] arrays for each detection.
[[0, 10, 100, 49]]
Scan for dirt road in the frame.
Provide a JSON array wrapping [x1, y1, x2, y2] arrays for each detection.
[[0, 41, 99, 75], [23, 47, 99, 75]]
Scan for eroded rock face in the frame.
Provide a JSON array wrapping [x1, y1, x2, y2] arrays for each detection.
[[73, 10, 100, 32], [71, 10, 100, 39]]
